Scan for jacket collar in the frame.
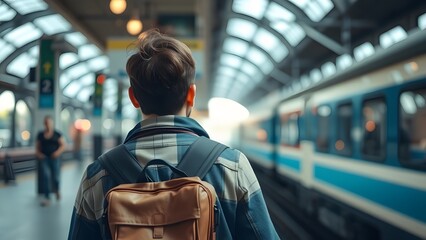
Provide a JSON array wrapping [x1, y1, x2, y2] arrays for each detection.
[[124, 115, 209, 143]]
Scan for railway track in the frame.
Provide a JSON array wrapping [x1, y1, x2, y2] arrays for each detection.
[[252, 163, 343, 240]]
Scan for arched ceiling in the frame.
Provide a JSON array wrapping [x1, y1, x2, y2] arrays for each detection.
[[1, 0, 426, 118]]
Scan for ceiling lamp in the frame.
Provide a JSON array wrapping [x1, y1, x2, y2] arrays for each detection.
[[127, 12, 143, 35], [110, 0, 127, 14]]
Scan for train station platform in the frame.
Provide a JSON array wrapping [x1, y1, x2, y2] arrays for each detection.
[[0, 159, 88, 240]]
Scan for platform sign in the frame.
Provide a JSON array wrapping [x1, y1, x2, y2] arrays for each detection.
[[93, 73, 105, 116], [38, 39, 55, 108]]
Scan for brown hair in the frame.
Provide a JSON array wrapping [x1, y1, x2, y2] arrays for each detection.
[[126, 29, 195, 115]]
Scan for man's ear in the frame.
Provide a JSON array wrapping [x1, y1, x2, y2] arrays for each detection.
[[186, 84, 196, 107], [128, 87, 140, 108]]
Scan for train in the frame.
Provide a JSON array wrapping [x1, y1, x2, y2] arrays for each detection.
[[238, 52, 426, 239]]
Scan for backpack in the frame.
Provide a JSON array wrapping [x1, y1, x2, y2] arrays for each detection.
[[99, 135, 227, 240]]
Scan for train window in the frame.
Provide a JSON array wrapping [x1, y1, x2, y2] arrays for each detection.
[[316, 105, 331, 152], [280, 113, 299, 147], [0, 91, 15, 148], [399, 89, 426, 169], [361, 97, 387, 161], [336, 103, 353, 156], [15, 100, 32, 147]]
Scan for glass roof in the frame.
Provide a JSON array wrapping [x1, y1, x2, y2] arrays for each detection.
[[60, 53, 79, 69], [33, 14, 72, 35], [65, 32, 88, 47], [220, 54, 243, 69], [265, 2, 306, 46], [240, 61, 259, 77], [227, 18, 257, 41], [63, 80, 82, 98], [253, 28, 288, 62], [223, 38, 249, 56], [6, 45, 40, 78], [87, 56, 110, 72], [217, 66, 238, 78], [321, 61, 336, 78], [78, 44, 101, 60], [59, 73, 71, 89], [419, 13, 426, 30], [0, 2, 17, 21], [246, 47, 273, 74], [336, 54, 353, 70], [4, 22, 42, 47], [289, 0, 334, 22], [65, 62, 90, 79], [4, 0, 48, 15], [232, 0, 268, 20], [354, 42, 375, 62], [379, 26, 407, 49], [0, 39, 15, 62], [310, 68, 322, 83]]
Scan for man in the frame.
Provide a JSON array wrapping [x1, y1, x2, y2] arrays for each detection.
[[68, 29, 279, 239], [36, 115, 65, 206]]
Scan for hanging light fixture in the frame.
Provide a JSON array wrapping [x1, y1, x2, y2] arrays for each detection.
[[127, 10, 143, 35], [110, 0, 127, 14]]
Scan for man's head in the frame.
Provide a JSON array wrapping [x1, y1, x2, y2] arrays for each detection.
[[44, 115, 53, 131], [126, 29, 196, 116]]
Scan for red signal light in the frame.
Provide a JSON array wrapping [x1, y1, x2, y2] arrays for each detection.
[[96, 74, 106, 84]]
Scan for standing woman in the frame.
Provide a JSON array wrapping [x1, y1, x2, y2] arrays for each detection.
[[36, 115, 66, 206]]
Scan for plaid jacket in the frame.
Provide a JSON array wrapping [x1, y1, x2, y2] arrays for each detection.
[[68, 116, 279, 239]]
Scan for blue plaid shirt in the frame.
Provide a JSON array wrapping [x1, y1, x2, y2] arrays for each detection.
[[68, 116, 279, 239]]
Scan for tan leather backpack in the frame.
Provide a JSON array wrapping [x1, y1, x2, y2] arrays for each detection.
[[99, 136, 227, 240]]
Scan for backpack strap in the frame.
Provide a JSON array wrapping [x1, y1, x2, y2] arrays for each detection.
[[99, 136, 228, 183], [175, 136, 228, 179], [98, 145, 143, 184]]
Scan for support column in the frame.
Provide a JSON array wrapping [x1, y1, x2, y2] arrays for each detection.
[[114, 80, 123, 146], [35, 37, 76, 194]]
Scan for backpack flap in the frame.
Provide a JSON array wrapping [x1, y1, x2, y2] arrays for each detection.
[[106, 177, 216, 240]]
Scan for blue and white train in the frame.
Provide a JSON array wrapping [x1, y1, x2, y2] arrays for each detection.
[[239, 53, 426, 240]]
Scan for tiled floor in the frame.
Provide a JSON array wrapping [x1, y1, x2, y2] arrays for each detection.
[[0, 160, 89, 240]]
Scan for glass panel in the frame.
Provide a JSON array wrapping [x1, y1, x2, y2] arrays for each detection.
[[289, 0, 334, 22], [0, 91, 15, 148], [354, 42, 375, 62], [265, 2, 306, 46], [321, 61, 336, 78], [280, 113, 300, 147], [362, 97, 387, 160], [15, 100, 32, 146], [76, 87, 93, 102], [223, 38, 249, 56], [310, 68, 322, 83], [7, 52, 37, 78], [0, 40, 15, 62], [78, 73, 94, 86], [87, 56, 109, 72], [227, 18, 257, 41], [240, 61, 259, 76], [4, 22, 43, 47], [65, 32, 88, 47], [60, 53, 79, 69], [78, 44, 101, 60], [217, 66, 237, 78], [59, 73, 71, 89], [336, 54, 353, 70], [419, 12, 426, 30], [232, 0, 268, 20], [300, 75, 311, 88], [33, 14, 72, 35], [253, 28, 288, 62], [0, 3, 17, 21], [316, 105, 331, 152], [399, 89, 426, 169], [4, 0, 48, 15], [28, 45, 39, 57], [379, 26, 407, 49], [65, 63, 90, 79], [236, 73, 250, 84], [63, 80, 82, 97], [220, 54, 243, 68], [336, 103, 353, 156], [246, 47, 273, 74]]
